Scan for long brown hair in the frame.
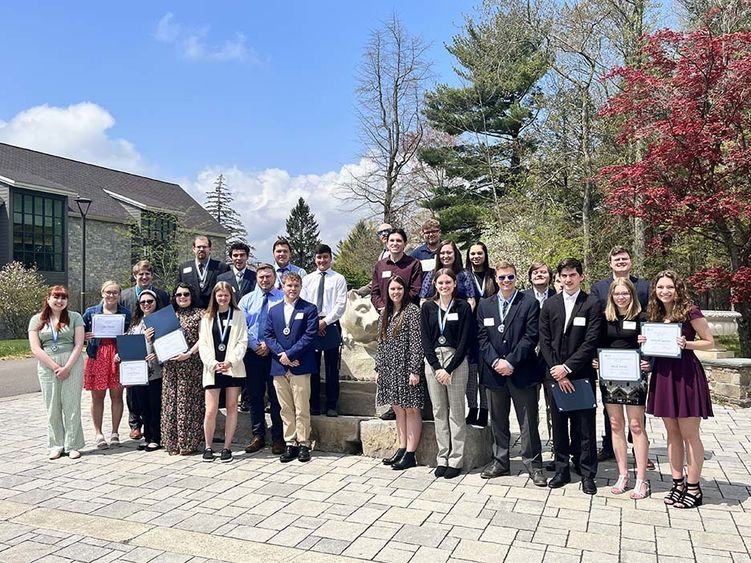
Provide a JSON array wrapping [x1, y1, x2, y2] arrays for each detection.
[[646, 270, 693, 322], [36, 285, 70, 331], [433, 240, 463, 274], [604, 278, 641, 322], [379, 275, 409, 341], [205, 281, 239, 318], [431, 268, 458, 302]]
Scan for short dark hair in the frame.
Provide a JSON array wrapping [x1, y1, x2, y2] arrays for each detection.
[[527, 261, 552, 283], [273, 237, 292, 252], [387, 228, 407, 243], [608, 246, 632, 260], [557, 257, 583, 276], [315, 244, 332, 256], [256, 263, 275, 274], [228, 242, 251, 256], [171, 282, 198, 310]]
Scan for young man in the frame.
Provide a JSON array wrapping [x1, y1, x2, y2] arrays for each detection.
[[524, 262, 556, 309], [355, 222, 392, 297], [539, 258, 602, 495], [238, 264, 285, 455], [477, 261, 547, 486], [177, 235, 229, 309], [371, 228, 423, 311], [300, 244, 347, 417], [264, 272, 319, 462], [272, 238, 306, 289], [410, 218, 442, 274], [217, 242, 256, 298]]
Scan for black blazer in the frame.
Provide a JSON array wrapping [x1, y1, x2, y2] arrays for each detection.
[[177, 258, 229, 309], [590, 275, 650, 310], [523, 287, 556, 307], [477, 291, 542, 389], [216, 269, 257, 299], [119, 286, 170, 315], [539, 291, 602, 382]]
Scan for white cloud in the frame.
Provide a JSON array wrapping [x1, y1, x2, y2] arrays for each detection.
[[186, 162, 375, 261], [0, 102, 147, 174], [154, 12, 259, 64]]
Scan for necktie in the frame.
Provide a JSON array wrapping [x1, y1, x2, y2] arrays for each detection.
[[278, 268, 287, 289], [258, 293, 270, 336], [316, 271, 326, 312], [199, 262, 205, 276], [502, 299, 509, 318]]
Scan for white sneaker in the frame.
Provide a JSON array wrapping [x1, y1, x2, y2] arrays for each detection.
[[68, 450, 82, 459], [49, 449, 63, 460]]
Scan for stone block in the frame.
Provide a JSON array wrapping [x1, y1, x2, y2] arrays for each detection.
[[703, 358, 751, 407], [360, 419, 492, 469], [310, 415, 369, 454]]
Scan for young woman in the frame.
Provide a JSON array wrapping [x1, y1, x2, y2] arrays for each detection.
[[642, 270, 714, 509], [120, 289, 163, 452], [464, 242, 497, 427], [421, 268, 472, 478], [199, 282, 247, 463], [420, 240, 476, 309], [162, 283, 205, 456], [82, 280, 131, 449], [28, 286, 86, 459], [593, 278, 650, 499], [374, 275, 424, 471]]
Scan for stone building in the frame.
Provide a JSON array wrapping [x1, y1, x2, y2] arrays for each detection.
[[0, 142, 227, 310]]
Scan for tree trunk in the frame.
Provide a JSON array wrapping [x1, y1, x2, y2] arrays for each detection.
[[580, 88, 593, 272], [736, 302, 751, 358]]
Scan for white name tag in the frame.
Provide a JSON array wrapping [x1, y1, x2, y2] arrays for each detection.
[[573, 316, 586, 327], [623, 321, 637, 331], [420, 259, 435, 272], [182, 266, 192, 274], [483, 318, 494, 327], [446, 313, 459, 321], [381, 270, 392, 278], [295, 312, 304, 320]]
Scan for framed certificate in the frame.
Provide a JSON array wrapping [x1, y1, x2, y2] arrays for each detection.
[[92, 314, 126, 338], [640, 322, 682, 358], [598, 349, 641, 382], [153, 329, 189, 362], [119, 361, 149, 385]]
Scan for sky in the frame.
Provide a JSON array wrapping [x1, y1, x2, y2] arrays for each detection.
[[0, 1, 475, 261]]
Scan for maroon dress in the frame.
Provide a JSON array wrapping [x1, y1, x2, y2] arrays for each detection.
[[646, 305, 713, 419]]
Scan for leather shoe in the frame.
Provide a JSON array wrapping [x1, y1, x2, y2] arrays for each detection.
[[481, 460, 510, 479], [548, 472, 571, 488], [298, 446, 311, 462], [129, 428, 142, 440], [380, 409, 396, 421], [581, 477, 597, 495], [544, 459, 556, 472], [271, 439, 285, 455], [597, 448, 615, 462], [383, 449, 405, 465], [280, 445, 299, 463], [244, 436, 265, 454], [392, 454, 416, 471], [326, 409, 338, 417], [530, 470, 548, 487]]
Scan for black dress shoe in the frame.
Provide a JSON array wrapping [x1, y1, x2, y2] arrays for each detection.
[[548, 472, 571, 488], [530, 470, 548, 487], [544, 460, 557, 472], [392, 452, 416, 470], [444, 467, 461, 479], [597, 448, 615, 462], [382, 448, 406, 465], [298, 446, 311, 462], [280, 445, 299, 463], [380, 409, 396, 420], [581, 477, 597, 495], [434, 466, 447, 477], [481, 460, 510, 479]]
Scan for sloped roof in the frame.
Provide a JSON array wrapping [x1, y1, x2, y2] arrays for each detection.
[[0, 142, 226, 236]]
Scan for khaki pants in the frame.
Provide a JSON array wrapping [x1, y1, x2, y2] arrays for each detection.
[[273, 372, 311, 446]]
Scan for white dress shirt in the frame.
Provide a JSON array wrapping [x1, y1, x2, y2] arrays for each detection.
[[533, 288, 549, 309], [300, 268, 348, 325], [563, 289, 580, 328], [283, 299, 298, 326]]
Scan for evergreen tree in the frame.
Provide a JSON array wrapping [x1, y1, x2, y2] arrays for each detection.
[[333, 220, 382, 288], [203, 174, 250, 250], [284, 197, 321, 273]]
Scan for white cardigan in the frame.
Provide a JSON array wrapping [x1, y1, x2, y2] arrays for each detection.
[[198, 309, 248, 388]]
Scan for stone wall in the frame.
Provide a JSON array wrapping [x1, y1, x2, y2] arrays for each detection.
[[702, 358, 751, 407]]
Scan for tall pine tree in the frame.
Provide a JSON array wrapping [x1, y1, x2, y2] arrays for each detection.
[[203, 174, 250, 250], [284, 197, 321, 273]]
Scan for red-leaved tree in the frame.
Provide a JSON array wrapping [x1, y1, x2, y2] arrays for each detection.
[[598, 26, 751, 357]]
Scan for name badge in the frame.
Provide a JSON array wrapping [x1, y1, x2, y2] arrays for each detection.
[[182, 266, 193, 274], [483, 318, 494, 327], [381, 270, 392, 278], [446, 313, 459, 321], [622, 320, 637, 331], [573, 316, 586, 327], [295, 312, 304, 320]]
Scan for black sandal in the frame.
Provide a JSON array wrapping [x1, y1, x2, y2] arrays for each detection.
[[664, 478, 685, 506], [673, 482, 702, 509]]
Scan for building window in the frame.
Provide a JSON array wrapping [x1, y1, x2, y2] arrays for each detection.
[[12, 190, 65, 272], [131, 210, 178, 279]]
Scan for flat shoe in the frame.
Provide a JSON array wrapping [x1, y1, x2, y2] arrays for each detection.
[[68, 450, 81, 460], [49, 449, 63, 460], [109, 433, 121, 447], [145, 443, 160, 452], [95, 435, 109, 450]]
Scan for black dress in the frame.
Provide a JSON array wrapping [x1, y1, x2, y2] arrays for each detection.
[[598, 312, 647, 406]]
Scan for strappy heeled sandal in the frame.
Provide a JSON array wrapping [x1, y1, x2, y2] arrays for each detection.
[[611, 474, 630, 495], [630, 479, 650, 500], [664, 478, 685, 505], [95, 434, 109, 449], [673, 482, 702, 509]]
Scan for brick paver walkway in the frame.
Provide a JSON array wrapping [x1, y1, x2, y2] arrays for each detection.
[[0, 391, 749, 562]]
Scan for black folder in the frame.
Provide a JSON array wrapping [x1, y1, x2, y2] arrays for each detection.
[[116, 334, 148, 362], [550, 378, 597, 412], [143, 306, 180, 339]]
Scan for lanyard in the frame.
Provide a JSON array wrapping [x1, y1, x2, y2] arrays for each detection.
[[473, 271, 486, 297], [437, 299, 453, 344], [497, 291, 517, 333], [50, 322, 60, 351], [215, 309, 233, 351], [283, 301, 297, 335], [197, 262, 208, 287]]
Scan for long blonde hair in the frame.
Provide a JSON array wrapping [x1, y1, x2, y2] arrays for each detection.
[[205, 281, 239, 318], [604, 278, 641, 322]]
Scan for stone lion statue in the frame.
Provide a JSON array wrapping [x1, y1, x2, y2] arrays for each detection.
[[340, 290, 380, 381]]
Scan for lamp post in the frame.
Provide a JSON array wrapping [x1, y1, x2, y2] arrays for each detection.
[[75, 197, 92, 311]]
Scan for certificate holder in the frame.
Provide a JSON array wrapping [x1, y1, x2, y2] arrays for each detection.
[[153, 329, 189, 363], [598, 349, 641, 382], [640, 322, 683, 358], [116, 335, 148, 385], [550, 379, 597, 412], [92, 314, 126, 338]]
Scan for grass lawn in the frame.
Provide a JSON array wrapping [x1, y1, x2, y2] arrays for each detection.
[[717, 335, 742, 356], [0, 339, 31, 359]]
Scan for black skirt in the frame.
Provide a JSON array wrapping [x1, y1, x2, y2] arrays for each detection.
[[204, 372, 243, 390]]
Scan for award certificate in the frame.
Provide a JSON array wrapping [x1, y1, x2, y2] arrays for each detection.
[[92, 314, 125, 338], [119, 361, 149, 386], [640, 322, 682, 358], [153, 329, 189, 362], [598, 349, 641, 382]]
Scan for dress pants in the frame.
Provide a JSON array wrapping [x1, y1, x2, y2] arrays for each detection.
[[550, 385, 597, 478], [142, 378, 162, 444], [310, 347, 340, 411], [486, 380, 543, 471], [425, 349, 468, 469], [244, 352, 283, 441], [127, 387, 143, 431], [273, 372, 312, 446]]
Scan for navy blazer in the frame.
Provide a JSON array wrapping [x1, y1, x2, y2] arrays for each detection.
[[216, 269, 257, 299], [590, 275, 650, 310], [477, 291, 542, 389], [82, 303, 132, 359], [177, 258, 229, 309], [538, 291, 602, 383], [264, 298, 319, 376]]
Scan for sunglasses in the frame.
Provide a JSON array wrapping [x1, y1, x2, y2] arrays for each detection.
[[497, 274, 516, 281], [174, 292, 191, 297], [377, 230, 390, 236], [140, 299, 156, 305]]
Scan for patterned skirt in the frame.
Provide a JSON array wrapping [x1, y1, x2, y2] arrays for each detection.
[[84, 339, 121, 391]]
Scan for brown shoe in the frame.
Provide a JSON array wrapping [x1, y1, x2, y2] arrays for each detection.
[[271, 439, 285, 455], [244, 436, 265, 453], [129, 428, 142, 440]]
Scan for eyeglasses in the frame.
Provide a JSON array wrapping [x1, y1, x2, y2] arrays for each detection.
[[497, 274, 516, 281], [103, 291, 120, 296], [140, 299, 156, 305], [423, 230, 440, 235], [174, 292, 191, 297]]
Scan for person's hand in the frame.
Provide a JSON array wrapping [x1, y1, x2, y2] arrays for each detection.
[[114, 353, 121, 363], [290, 360, 300, 367], [145, 353, 156, 362], [550, 365, 568, 381], [280, 353, 291, 366], [174, 352, 192, 362], [255, 342, 269, 357], [318, 320, 327, 336], [84, 331, 95, 340], [144, 327, 155, 341], [498, 360, 513, 376], [409, 373, 419, 386], [436, 369, 451, 385], [374, 371, 379, 384], [592, 359, 599, 370], [637, 335, 647, 345], [640, 359, 651, 372], [558, 377, 575, 393], [54, 365, 70, 380], [677, 335, 687, 350]]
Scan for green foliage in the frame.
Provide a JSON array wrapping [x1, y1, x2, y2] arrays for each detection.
[[333, 220, 382, 288], [285, 198, 322, 273], [0, 262, 48, 338], [204, 174, 250, 249], [128, 210, 181, 288], [0, 339, 31, 359]]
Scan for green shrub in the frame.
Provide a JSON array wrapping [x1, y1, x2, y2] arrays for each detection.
[[0, 262, 48, 338]]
